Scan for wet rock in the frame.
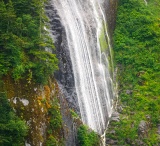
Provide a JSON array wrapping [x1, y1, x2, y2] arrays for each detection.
[[59, 94, 80, 146], [138, 120, 148, 137], [112, 112, 120, 117], [126, 138, 144, 146], [106, 138, 118, 145], [117, 105, 123, 113], [46, 0, 80, 114], [146, 115, 151, 120], [130, 112, 135, 115], [126, 90, 132, 95], [45, 2, 79, 146], [126, 138, 132, 144], [109, 130, 116, 134], [135, 139, 145, 146], [111, 112, 120, 122]]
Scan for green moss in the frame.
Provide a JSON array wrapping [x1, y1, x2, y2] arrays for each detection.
[[99, 24, 109, 52]]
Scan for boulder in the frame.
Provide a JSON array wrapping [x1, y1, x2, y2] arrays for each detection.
[[138, 120, 148, 137], [111, 112, 120, 122], [126, 90, 132, 95]]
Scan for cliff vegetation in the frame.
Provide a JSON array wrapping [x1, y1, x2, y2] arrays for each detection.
[[0, 0, 59, 145], [106, 0, 160, 145], [0, 0, 58, 84], [0, 92, 28, 145]]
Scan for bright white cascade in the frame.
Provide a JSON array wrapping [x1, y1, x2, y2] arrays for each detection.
[[52, 0, 114, 134]]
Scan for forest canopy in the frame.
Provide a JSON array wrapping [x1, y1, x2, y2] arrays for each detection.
[[0, 0, 58, 84]]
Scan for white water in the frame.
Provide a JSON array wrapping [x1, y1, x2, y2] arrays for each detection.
[[52, 0, 114, 134]]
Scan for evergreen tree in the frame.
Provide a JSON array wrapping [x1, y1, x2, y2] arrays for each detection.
[[0, 93, 28, 145], [0, 0, 58, 83]]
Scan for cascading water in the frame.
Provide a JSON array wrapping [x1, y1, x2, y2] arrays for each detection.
[[51, 0, 114, 134]]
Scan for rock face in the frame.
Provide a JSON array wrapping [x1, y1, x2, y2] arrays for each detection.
[[59, 94, 82, 146], [45, 1, 80, 114], [111, 112, 120, 122], [3, 75, 79, 146], [59, 96, 76, 146], [138, 120, 149, 138], [2, 76, 57, 145], [105, 0, 118, 41], [45, 2, 81, 145]]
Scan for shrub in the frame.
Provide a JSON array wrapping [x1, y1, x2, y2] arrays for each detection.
[[77, 125, 100, 146]]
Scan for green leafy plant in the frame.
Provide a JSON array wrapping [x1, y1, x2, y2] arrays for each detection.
[[0, 92, 28, 145], [77, 125, 100, 146]]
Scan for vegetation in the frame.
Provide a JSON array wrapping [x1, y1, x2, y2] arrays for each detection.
[[46, 97, 63, 146], [107, 0, 160, 145], [77, 125, 100, 146], [99, 24, 108, 52], [99, 24, 114, 73], [0, 92, 28, 145], [0, 0, 58, 84], [70, 109, 79, 119], [0, 0, 59, 144]]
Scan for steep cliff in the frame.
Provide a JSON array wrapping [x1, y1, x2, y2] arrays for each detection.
[[0, 0, 118, 145]]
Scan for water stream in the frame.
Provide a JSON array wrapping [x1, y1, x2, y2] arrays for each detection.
[[51, 0, 114, 134]]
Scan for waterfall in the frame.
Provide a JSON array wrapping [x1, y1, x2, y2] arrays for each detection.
[[51, 0, 114, 134]]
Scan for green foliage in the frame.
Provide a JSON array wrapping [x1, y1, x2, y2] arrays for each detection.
[[77, 125, 100, 146], [0, 0, 59, 145], [46, 97, 63, 145], [110, 0, 160, 145], [70, 109, 79, 119], [0, 0, 58, 84], [48, 98, 62, 130], [99, 24, 109, 52], [46, 135, 59, 146], [0, 92, 28, 146]]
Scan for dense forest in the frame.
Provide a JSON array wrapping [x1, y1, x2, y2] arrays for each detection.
[[0, 0, 58, 84], [0, 0, 58, 145], [106, 0, 160, 145]]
